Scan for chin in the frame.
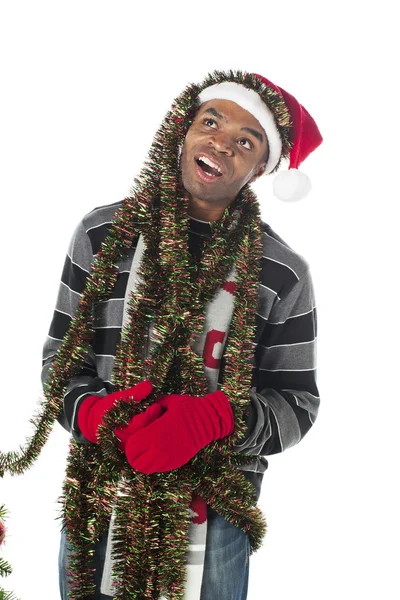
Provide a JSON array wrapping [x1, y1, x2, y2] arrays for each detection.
[[180, 172, 199, 199]]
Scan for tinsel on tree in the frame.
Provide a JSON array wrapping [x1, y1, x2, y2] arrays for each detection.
[[0, 505, 18, 600]]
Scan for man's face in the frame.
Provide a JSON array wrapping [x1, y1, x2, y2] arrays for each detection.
[[180, 98, 269, 215]]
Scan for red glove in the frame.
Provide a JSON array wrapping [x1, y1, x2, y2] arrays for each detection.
[[113, 402, 165, 450], [124, 391, 234, 474], [77, 380, 153, 443], [114, 403, 164, 451]]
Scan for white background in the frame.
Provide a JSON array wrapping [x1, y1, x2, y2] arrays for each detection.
[[0, 1, 398, 599]]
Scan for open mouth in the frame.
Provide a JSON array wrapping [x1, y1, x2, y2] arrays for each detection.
[[195, 156, 223, 180]]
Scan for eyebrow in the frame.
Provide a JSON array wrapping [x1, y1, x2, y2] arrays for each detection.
[[203, 107, 264, 145]]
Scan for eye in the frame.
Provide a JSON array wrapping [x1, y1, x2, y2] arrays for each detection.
[[237, 138, 252, 150], [203, 117, 217, 128]]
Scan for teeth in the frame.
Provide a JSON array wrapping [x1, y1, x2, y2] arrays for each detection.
[[198, 155, 222, 174]]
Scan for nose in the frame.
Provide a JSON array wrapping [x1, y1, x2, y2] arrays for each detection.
[[208, 131, 234, 155]]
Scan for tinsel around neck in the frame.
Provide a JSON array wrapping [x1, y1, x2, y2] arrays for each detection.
[[0, 69, 279, 599]]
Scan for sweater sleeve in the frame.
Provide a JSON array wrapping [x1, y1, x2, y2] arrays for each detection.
[[41, 220, 110, 444], [233, 268, 320, 456]]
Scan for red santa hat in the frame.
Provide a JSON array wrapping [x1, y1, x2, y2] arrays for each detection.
[[198, 73, 322, 202]]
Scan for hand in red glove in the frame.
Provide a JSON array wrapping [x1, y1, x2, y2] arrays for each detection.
[[124, 391, 234, 474], [114, 403, 165, 451], [113, 402, 166, 450], [77, 380, 153, 443]]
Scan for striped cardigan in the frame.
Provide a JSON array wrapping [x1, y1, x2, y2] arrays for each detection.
[[42, 200, 320, 501]]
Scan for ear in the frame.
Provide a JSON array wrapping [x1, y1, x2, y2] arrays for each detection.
[[248, 162, 267, 185]]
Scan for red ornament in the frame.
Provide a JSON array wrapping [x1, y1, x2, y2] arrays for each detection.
[[0, 518, 6, 545]]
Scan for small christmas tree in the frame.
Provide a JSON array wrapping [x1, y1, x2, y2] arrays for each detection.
[[0, 505, 18, 600]]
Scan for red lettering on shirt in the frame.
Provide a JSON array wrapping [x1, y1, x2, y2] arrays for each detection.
[[203, 329, 226, 369], [221, 281, 236, 295]]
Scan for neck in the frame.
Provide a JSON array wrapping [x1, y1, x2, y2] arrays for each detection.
[[187, 195, 232, 223]]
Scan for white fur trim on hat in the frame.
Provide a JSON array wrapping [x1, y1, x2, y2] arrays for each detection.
[[198, 82, 282, 174]]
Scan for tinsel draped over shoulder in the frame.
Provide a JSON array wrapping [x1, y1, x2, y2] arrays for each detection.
[[0, 69, 293, 599]]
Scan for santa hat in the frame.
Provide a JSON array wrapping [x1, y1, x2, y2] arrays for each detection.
[[198, 73, 322, 202]]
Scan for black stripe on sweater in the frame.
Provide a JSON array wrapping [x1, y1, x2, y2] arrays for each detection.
[[255, 368, 319, 398], [49, 310, 72, 340], [109, 272, 130, 300], [87, 222, 113, 255], [92, 327, 122, 356], [49, 316, 123, 358], [258, 309, 316, 348], [61, 255, 90, 294], [259, 256, 299, 296], [86, 221, 140, 256]]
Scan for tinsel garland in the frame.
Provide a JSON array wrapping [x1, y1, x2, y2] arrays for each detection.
[[0, 70, 293, 599]]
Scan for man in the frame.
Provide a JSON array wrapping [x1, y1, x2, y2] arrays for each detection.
[[42, 70, 322, 599]]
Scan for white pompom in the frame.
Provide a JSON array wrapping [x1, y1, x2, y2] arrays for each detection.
[[272, 169, 312, 202]]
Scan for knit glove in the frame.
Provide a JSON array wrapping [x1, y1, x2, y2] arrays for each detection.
[[77, 380, 153, 443], [124, 391, 234, 474], [114, 403, 165, 451], [113, 403, 164, 450]]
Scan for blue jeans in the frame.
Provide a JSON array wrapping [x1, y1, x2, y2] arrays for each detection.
[[59, 506, 250, 599]]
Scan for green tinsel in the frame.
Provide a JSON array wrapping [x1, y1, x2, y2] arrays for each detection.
[[0, 70, 293, 599]]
